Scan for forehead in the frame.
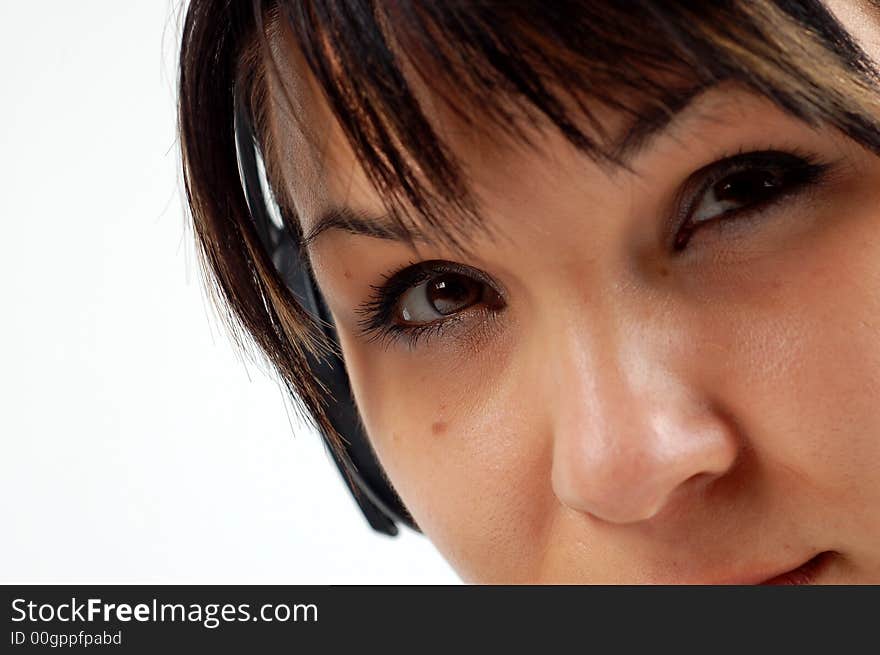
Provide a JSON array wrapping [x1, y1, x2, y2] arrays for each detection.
[[260, 14, 649, 244]]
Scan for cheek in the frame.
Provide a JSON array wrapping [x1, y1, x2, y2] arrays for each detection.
[[709, 193, 880, 537], [338, 328, 561, 582]]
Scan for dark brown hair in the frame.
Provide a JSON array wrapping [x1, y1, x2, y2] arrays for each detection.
[[178, 0, 880, 455]]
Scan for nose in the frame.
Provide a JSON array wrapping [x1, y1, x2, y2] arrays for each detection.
[[548, 321, 739, 525]]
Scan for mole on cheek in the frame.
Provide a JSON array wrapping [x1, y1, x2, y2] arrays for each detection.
[[344, 269, 352, 279]]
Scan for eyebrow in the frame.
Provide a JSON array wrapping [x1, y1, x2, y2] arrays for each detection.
[[610, 81, 717, 161], [301, 205, 433, 249], [302, 81, 721, 249]]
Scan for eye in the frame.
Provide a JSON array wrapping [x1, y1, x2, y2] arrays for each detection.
[[398, 272, 484, 323], [356, 260, 505, 350], [673, 149, 832, 251]]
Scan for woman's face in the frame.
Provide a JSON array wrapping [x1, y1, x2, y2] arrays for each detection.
[[268, 1, 880, 583]]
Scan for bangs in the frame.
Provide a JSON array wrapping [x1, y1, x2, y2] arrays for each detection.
[[248, 0, 880, 256]]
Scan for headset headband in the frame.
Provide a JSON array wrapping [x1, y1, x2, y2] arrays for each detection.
[[232, 85, 417, 536]]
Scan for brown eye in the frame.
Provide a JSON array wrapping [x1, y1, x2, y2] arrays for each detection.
[[356, 258, 507, 350], [713, 169, 782, 205], [399, 273, 484, 323], [691, 161, 794, 226], [427, 274, 483, 315], [674, 150, 831, 251]]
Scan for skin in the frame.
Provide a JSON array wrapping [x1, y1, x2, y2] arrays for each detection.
[[265, 1, 880, 583]]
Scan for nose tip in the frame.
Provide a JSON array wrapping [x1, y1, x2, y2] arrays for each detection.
[[550, 402, 739, 525]]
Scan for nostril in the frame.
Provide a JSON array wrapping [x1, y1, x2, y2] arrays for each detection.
[[683, 471, 712, 489]]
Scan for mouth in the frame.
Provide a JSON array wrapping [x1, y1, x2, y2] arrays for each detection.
[[757, 551, 834, 585]]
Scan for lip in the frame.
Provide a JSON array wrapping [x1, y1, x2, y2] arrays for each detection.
[[757, 551, 833, 586]]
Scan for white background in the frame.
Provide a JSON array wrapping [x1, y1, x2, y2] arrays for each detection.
[[0, 1, 459, 584]]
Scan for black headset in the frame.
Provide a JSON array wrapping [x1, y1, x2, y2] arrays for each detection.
[[233, 90, 417, 536]]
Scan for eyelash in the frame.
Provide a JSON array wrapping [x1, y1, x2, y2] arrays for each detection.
[[355, 147, 835, 351], [355, 260, 497, 350], [670, 147, 832, 251]]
